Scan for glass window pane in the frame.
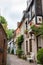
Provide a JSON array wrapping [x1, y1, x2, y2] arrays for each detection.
[[29, 8, 31, 21], [32, 2, 35, 17]]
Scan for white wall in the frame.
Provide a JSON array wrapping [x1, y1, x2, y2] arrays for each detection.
[[41, 37, 43, 48], [32, 36, 37, 60], [20, 18, 30, 54], [38, 36, 43, 48]]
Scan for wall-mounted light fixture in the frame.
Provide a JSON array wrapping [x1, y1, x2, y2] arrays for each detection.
[[30, 32, 35, 40]]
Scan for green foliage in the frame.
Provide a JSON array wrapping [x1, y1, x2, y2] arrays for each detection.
[[0, 16, 7, 24], [31, 25, 43, 36], [16, 35, 24, 58], [11, 49, 14, 54], [37, 48, 43, 65], [21, 55, 27, 60], [16, 35, 24, 49], [0, 16, 7, 31], [16, 49, 23, 58], [0, 16, 14, 40], [24, 30, 28, 34], [31, 25, 40, 36], [6, 29, 14, 40]]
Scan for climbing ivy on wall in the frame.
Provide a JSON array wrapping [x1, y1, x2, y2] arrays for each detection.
[[31, 24, 43, 36], [16, 35, 24, 58], [16, 35, 24, 49]]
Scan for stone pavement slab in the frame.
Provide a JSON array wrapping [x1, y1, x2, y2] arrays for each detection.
[[7, 54, 37, 65]]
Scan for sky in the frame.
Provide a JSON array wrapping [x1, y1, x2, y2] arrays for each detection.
[[0, 0, 27, 29]]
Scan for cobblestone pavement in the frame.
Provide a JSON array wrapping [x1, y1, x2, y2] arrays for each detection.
[[7, 54, 37, 65]]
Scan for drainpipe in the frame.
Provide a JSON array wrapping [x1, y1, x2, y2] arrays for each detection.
[[36, 36, 38, 52]]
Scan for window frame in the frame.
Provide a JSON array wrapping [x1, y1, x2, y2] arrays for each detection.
[[28, 8, 31, 21], [31, 1, 35, 17]]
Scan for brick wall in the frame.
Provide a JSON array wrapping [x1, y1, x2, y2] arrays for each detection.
[[0, 25, 7, 65]]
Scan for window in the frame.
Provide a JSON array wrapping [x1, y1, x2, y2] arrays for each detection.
[[32, 1, 35, 17], [39, 18, 41, 21], [29, 39, 32, 52], [29, 8, 31, 21], [42, 0, 43, 15], [25, 21, 28, 30], [26, 41, 28, 54], [27, 0, 32, 7], [36, 0, 42, 15]]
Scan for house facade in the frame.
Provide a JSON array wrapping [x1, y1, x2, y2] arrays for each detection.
[[14, 27, 21, 54], [0, 23, 7, 65], [14, 16, 29, 55], [27, 0, 43, 24], [26, 0, 43, 60], [14, 0, 43, 61], [19, 17, 29, 55]]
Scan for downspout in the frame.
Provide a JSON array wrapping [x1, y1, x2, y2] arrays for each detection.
[[36, 36, 38, 52]]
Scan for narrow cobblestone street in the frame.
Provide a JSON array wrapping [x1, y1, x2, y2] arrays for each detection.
[[7, 54, 37, 65]]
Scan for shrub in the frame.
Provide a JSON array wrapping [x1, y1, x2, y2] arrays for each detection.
[[21, 55, 27, 60], [37, 48, 43, 65], [11, 49, 14, 54], [17, 36, 22, 48], [16, 35, 24, 58], [16, 49, 23, 58], [16, 35, 24, 49]]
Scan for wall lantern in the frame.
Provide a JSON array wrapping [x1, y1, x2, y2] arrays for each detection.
[[30, 32, 35, 40]]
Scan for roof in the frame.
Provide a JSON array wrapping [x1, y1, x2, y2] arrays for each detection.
[[16, 14, 26, 31], [0, 23, 7, 39], [15, 10, 27, 34]]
